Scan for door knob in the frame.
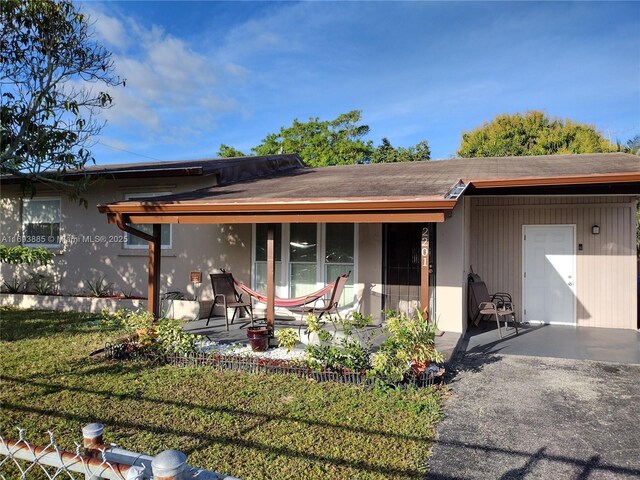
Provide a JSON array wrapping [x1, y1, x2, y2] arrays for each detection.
[[568, 282, 574, 286]]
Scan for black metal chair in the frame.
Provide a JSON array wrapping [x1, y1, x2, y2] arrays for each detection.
[[206, 273, 253, 331]]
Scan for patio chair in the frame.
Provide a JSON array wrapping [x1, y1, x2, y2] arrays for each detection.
[[301, 272, 351, 319], [468, 280, 518, 339], [206, 273, 253, 331]]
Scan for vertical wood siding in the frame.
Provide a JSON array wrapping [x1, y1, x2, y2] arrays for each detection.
[[469, 196, 637, 329]]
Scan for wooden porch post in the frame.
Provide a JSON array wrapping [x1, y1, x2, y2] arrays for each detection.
[[148, 224, 162, 318], [420, 225, 430, 319], [266, 223, 275, 332]]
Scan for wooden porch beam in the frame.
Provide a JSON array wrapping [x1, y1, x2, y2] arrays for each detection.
[[266, 223, 275, 333], [148, 224, 161, 319], [420, 226, 430, 319]]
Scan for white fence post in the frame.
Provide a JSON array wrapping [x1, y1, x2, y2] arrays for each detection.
[[151, 450, 187, 480]]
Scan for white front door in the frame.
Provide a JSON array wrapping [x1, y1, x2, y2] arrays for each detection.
[[523, 225, 576, 325]]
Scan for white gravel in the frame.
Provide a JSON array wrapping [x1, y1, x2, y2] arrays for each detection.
[[197, 339, 306, 361]]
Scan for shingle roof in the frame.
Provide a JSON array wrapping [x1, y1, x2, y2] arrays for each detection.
[[119, 152, 640, 204], [1, 154, 303, 185]]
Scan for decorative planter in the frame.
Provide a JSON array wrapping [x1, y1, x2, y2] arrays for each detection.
[[0, 293, 145, 313], [246, 326, 270, 352]]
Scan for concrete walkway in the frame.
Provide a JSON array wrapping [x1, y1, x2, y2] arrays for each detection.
[[463, 322, 640, 364], [428, 353, 640, 479]]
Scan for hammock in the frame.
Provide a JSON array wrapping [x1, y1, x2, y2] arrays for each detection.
[[233, 278, 335, 309]]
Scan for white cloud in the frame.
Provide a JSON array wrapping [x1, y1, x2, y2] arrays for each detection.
[[86, 5, 128, 50], [85, 5, 245, 144]]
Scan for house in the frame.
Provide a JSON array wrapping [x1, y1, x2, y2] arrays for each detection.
[[2, 152, 639, 334]]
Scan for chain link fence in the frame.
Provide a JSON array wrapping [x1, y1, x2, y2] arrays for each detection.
[[0, 424, 240, 480]]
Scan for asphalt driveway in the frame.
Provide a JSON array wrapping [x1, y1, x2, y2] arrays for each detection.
[[427, 353, 640, 479]]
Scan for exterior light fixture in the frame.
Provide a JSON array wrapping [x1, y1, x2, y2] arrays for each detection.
[[591, 225, 600, 235]]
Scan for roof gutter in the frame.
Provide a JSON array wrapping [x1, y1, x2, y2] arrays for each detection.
[[467, 171, 640, 189]]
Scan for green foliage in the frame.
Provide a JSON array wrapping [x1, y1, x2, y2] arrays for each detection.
[[370, 138, 431, 163], [0, 307, 444, 480], [250, 110, 373, 166], [221, 111, 431, 167], [275, 328, 299, 352], [120, 308, 155, 332], [0, 0, 124, 198], [624, 134, 640, 156], [2, 277, 23, 294], [457, 111, 616, 158], [85, 276, 113, 297], [217, 143, 246, 158], [26, 272, 57, 295], [371, 309, 444, 384], [303, 312, 381, 373], [155, 318, 201, 354], [0, 245, 55, 265]]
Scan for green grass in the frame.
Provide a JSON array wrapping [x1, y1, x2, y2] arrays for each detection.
[[0, 308, 445, 480]]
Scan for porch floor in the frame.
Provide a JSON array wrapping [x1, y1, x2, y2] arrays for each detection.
[[462, 321, 640, 365], [182, 315, 462, 362]]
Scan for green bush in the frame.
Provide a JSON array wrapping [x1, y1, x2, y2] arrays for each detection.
[[0, 245, 55, 265], [275, 328, 299, 352]]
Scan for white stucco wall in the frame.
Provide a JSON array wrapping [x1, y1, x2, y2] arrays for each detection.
[[434, 202, 468, 333], [1, 177, 252, 302]]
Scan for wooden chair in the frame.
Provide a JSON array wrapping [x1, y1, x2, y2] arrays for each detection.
[[469, 280, 518, 338], [206, 273, 253, 331]]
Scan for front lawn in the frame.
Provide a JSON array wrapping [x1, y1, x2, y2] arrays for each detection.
[[0, 308, 445, 480]]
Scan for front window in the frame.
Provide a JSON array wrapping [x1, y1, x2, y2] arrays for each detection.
[[22, 198, 60, 247], [124, 193, 172, 248], [253, 223, 355, 309], [289, 224, 318, 298]]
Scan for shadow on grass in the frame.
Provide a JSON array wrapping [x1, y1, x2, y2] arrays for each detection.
[[1, 373, 436, 478], [0, 308, 112, 342]]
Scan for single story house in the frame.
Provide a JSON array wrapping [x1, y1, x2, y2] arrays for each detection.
[[2, 152, 639, 334]]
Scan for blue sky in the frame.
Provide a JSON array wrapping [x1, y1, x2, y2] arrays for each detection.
[[83, 1, 640, 164]]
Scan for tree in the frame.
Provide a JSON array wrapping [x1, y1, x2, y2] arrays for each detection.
[[217, 144, 246, 158], [1, 0, 123, 196], [624, 134, 640, 156], [457, 111, 616, 158], [370, 138, 430, 163], [221, 111, 431, 166], [250, 110, 374, 167]]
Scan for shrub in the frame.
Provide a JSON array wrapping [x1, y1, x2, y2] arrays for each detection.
[[275, 328, 299, 352], [2, 277, 23, 293], [155, 319, 201, 354], [371, 309, 444, 384], [0, 245, 55, 265], [85, 276, 114, 297], [26, 272, 57, 295]]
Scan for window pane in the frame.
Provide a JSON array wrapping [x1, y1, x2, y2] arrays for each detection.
[[290, 224, 316, 262], [125, 193, 172, 248], [326, 264, 354, 307], [325, 223, 354, 263], [254, 261, 283, 293], [125, 223, 171, 247], [255, 224, 282, 262], [290, 263, 317, 298], [23, 199, 60, 223], [23, 199, 60, 245]]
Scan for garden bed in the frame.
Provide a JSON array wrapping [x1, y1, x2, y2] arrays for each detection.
[[103, 339, 442, 388]]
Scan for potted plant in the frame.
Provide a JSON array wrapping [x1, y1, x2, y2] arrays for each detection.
[[247, 325, 270, 352], [371, 309, 444, 383]]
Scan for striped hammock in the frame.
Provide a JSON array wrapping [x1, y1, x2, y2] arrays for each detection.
[[232, 278, 334, 309]]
